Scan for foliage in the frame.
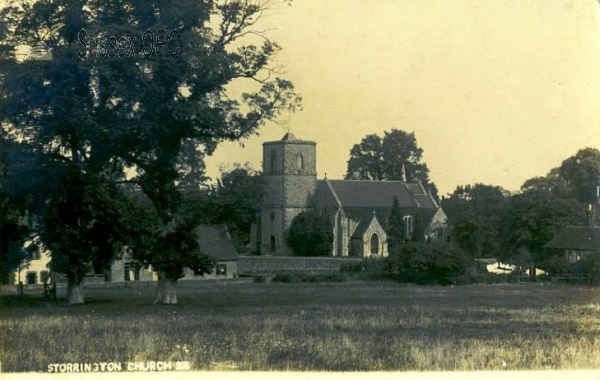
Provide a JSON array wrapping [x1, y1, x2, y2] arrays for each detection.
[[339, 261, 364, 274], [387, 242, 473, 285], [387, 196, 405, 251], [441, 184, 509, 258], [558, 148, 600, 204], [0, 0, 300, 302], [0, 143, 28, 284], [498, 189, 586, 272], [41, 169, 134, 285], [212, 163, 264, 252], [271, 271, 346, 283], [285, 212, 333, 257], [344, 129, 438, 200]]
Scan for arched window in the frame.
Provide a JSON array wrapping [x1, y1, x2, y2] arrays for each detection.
[[270, 236, 276, 253], [270, 212, 275, 223], [403, 216, 413, 239], [370, 233, 379, 255], [270, 151, 277, 173], [297, 154, 304, 170]]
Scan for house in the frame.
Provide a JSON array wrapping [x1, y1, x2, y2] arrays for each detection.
[[544, 226, 600, 263], [258, 132, 448, 257], [12, 249, 51, 285], [180, 225, 239, 280], [112, 225, 239, 282]]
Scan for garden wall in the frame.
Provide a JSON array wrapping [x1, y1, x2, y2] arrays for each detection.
[[238, 256, 362, 274]]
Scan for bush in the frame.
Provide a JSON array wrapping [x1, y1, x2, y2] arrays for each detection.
[[271, 271, 346, 283], [340, 262, 364, 274], [285, 212, 334, 257], [360, 257, 395, 280], [387, 242, 474, 285]]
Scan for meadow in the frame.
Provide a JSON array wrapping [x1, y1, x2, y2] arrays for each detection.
[[1, 281, 599, 372]]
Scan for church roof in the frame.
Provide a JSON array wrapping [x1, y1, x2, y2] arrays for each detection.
[[351, 213, 385, 239], [324, 179, 437, 209], [544, 226, 600, 251], [281, 132, 298, 141]]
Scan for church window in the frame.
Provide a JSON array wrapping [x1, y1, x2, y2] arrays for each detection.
[[270, 212, 275, 223], [370, 233, 379, 255], [403, 216, 413, 239], [297, 154, 304, 171], [270, 236, 276, 253], [270, 151, 277, 173]]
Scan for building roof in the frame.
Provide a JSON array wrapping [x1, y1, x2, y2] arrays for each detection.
[[324, 179, 437, 209], [194, 225, 239, 261], [351, 213, 387, 239], [545, 226, 600, 251]]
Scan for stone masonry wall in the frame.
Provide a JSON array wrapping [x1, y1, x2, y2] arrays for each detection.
[[238, 256, 361, 274]]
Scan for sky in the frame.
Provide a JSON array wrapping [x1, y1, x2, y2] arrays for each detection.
[[204, 0, 600, 196]]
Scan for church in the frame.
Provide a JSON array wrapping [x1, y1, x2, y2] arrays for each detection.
[[257, 132, 448, 257]]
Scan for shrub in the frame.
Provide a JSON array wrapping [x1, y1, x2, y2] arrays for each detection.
[[340, 262, 364, 274], [387, 242, 474, 285], [271, 271, 347, 283], [285, 212, 333, 257]]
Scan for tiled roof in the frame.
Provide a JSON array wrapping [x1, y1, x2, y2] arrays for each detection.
[[324, 180, 437, 209], [351, 214, 378, 238], [545, 226, 600, 251], [194, 225, 239, 261]]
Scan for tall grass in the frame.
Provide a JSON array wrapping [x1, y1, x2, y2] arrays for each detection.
[[1, 282, 599, 371]]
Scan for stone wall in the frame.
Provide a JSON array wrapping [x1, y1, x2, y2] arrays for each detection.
[[238, 256, 362, 274]]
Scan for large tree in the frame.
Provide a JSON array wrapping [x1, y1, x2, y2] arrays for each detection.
[[0, 0, 300, 303], [498, 189, 586, 276], [286, 211, 333, 257], [558, 148, 600, 205], [441, 184, 509, 259], [0, 139, 31, 285], [344, 129, 438, 200], [212, 163, 264, 252]]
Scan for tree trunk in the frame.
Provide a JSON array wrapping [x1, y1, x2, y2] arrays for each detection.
[[154, 272, 178, 304], [67, 278, 84, 304], [529, 261, 536, 280]]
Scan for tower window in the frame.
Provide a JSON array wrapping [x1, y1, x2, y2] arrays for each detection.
[[270, 236, 276, 253], [270, 212, 275, 223], [297, 154, 304, 170]]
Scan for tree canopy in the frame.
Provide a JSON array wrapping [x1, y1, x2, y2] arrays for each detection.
[[286, 212, 333, 257], [0, 0, 300, 303], [441, 184, 509, 259], [345, 129, 438, 200]]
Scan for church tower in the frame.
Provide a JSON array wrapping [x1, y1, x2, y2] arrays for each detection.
[[260, 133, 317, 255]]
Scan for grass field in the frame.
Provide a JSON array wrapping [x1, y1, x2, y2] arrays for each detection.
[[1, 281, 599, 372]]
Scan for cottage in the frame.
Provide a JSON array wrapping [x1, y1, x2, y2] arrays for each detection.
[[180, 225, 239, 280], [545, 226, 600, 263]]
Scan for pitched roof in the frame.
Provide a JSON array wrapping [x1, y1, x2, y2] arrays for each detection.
[[351, 213, 387, 239], [194, 225, 239, 261], [324, 179, 437, 209], [545, 226, 600, 251], [281, 132, 298, 142]]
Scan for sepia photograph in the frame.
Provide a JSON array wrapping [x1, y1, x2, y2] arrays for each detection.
[[0, 0, 599, 378]]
